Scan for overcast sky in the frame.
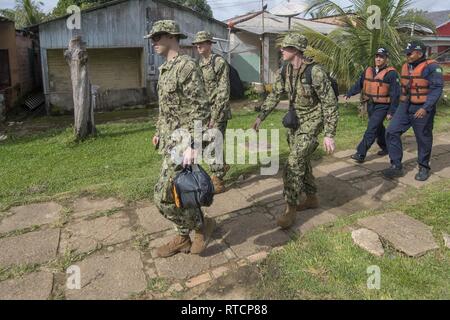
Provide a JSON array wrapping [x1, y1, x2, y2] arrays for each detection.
[[0, 0, 448, 21]]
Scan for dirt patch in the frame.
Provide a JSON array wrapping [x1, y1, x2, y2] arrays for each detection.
[[230, 99, 263, 112], [2, 108, 156, 139]]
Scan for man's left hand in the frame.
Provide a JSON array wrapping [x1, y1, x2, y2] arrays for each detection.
[[323, 137, 336, 155], [414, 108, 427, 119], [182, 147, 198, 167]]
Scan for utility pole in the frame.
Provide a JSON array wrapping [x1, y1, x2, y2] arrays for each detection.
[[410, 14, 416, 37], [262, 0, 265, 33], [288, 0, 291, 30], [261, 0, 265, 84]]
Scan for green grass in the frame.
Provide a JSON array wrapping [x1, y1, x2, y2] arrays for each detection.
[[255, 180, 450, 300], [146, 277, 171, 293], [0, 263, 40, 282], [1, 102, 449, 211], [0, 119, 161, 210]]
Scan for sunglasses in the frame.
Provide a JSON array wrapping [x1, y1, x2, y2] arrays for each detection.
[[151, 33, 169, 42]]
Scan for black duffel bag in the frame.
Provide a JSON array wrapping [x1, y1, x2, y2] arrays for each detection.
[[282, 103, 299, 130], [172, 164, 215, 209]]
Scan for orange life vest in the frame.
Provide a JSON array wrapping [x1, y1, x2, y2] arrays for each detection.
[[362, 66, 397, 104], [400, 60, 437, 105]]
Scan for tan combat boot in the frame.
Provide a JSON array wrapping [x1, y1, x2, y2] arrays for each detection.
[[191, 217, 217, 255], [212, 164, 230, 194], [212, 176, 225, 194], [277, 204, 297, 229], [156, 235, 191, 258], [297, 194, 319, 211]]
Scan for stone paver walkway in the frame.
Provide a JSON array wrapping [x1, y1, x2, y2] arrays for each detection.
[[0, 134, 449, 299]]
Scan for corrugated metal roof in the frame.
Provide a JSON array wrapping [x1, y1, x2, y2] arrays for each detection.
[[270, 1, 308, 17], [154, 0, 228, 27], [310, 13, 356, 21], [29, 0, 129, 27], [29, 0, 228, 28], [397, 23, 434, 35], [420, 35, 450, 42], [231, 11, 338, 35], [0, 16, 14, 23]]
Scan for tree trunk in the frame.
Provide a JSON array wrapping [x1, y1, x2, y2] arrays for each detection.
[[65, 36, 96, 140]]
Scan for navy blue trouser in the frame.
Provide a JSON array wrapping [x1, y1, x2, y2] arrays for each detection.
[[356, 103, 388, 157], [386, 103, 435, 169]]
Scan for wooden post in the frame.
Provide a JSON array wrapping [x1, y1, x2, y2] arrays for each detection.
[[64, 36, 96, 140]]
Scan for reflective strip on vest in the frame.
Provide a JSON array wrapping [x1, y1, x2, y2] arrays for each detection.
[[363, 67, 396, 104], [400, 60, 437, 104]]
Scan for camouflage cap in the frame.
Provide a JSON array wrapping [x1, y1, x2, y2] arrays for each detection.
[[144, 20, 187, 39], [192, 31, 217, 44], [281, 33, 308, 52]]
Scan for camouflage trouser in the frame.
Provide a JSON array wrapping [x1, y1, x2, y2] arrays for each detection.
[[154, 155, 204, 236], [209, 121, 228, 179], [283, 130, 319, 206]]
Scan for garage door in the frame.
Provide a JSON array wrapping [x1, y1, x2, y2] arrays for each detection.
[[47, 47, 143, 94]]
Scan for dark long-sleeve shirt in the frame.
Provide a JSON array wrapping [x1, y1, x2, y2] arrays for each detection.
[[346, 66, 400, 115]]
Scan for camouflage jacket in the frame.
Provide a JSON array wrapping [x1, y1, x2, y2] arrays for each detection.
[[259, 62, 339, 138], [199, 53, 232, 123], [156, 54, 210, 153]]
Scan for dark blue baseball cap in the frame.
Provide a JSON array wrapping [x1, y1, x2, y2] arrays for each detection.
[[375, 47, 389, 57], [404, 41, 426, 54]]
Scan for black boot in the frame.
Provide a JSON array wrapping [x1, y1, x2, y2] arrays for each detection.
[[415, 167, 431, 182], [382, 164, 404, 179], [377, 149, 388, 156], [351, 153, 365, 163]]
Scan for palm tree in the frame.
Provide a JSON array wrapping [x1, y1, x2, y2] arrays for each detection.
[[0, 0, 46, 28], [286, 0, 436, 89]]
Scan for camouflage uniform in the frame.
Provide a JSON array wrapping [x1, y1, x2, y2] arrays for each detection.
[[193, 31, 231, 179], [149, 21, 210, 236], [258, 34, 339, 206]]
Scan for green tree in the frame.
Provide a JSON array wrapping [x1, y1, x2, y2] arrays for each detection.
[[50, 0, 111, 17], [0, 9, 16, 21], [289, 0, 436, 89], [0, 0, 46, 28], [172, 0, 213, 18]]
